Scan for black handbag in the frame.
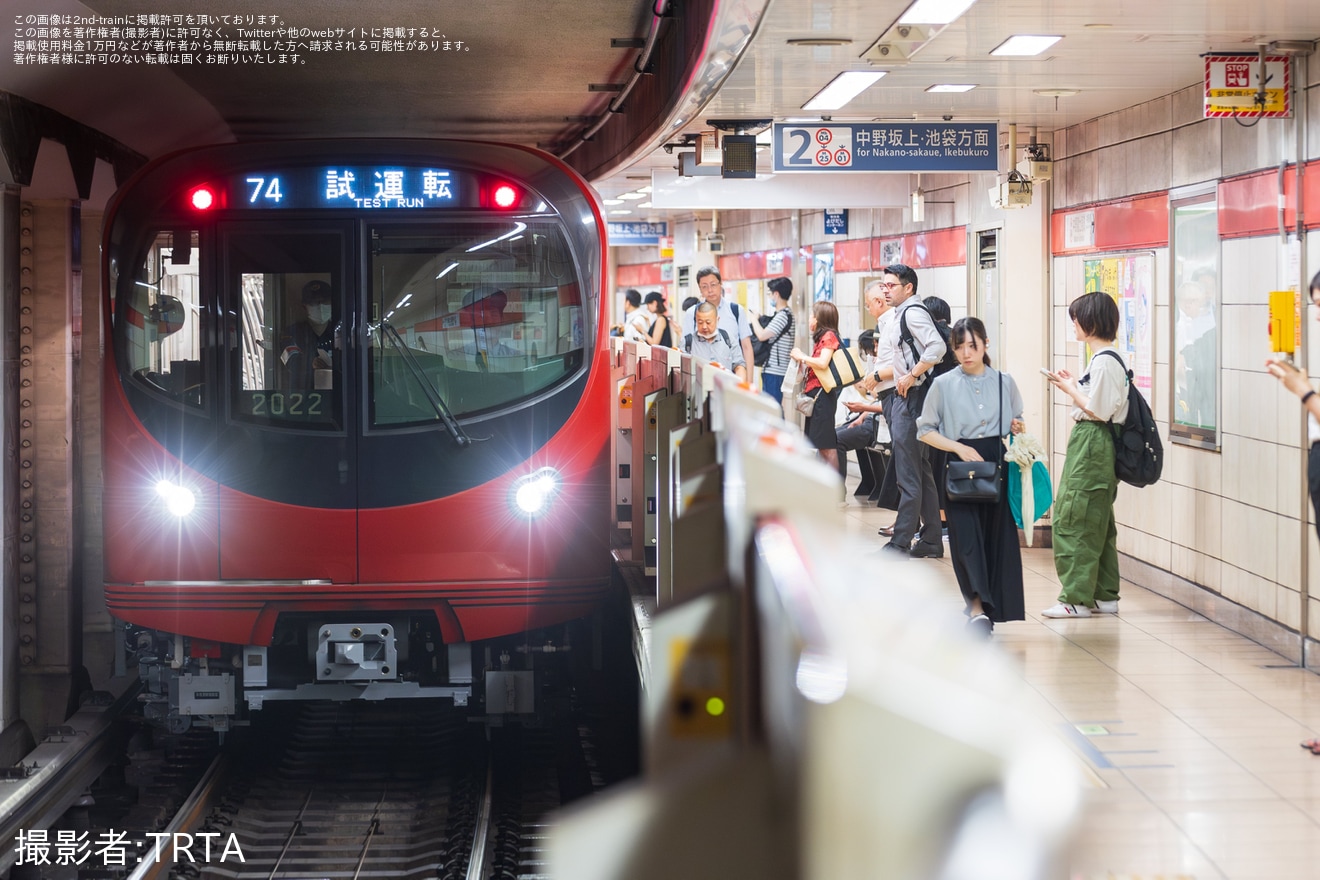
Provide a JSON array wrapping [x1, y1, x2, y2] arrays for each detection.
[[942, 373, 1003, 503], [945, 460, 1001, 502]]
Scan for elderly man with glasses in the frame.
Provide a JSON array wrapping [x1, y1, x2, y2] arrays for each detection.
[[683, 266, 755, 377]]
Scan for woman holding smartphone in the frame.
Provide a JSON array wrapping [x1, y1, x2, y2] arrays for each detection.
[[1042, 291, 1128, 619], [1266, 270, 1320, 754]]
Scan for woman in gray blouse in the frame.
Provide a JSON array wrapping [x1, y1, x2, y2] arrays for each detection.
[[916, 317, 1026, 637]]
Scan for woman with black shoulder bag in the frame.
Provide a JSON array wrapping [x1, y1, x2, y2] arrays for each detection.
[[916, 317, 1026, 637]]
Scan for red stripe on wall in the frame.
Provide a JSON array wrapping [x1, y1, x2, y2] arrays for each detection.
[[834, 238, 873, 272], [719, 249, 793, 281], [1096, 195, 1167, 250], [1052, 160, 1320, 253], [616, 262, 663, 286], [1305, 159, 1320, 231], [719, 228, 968, 278], [1052, 194, 1169, 255], [1219, 171, 1297, 238], [901, 227, 966, 268]]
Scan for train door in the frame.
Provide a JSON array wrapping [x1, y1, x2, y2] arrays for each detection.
[[214, 225, 359, 583]]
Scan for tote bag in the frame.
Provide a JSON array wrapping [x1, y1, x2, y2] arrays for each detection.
[[812, 346, 863, 393]]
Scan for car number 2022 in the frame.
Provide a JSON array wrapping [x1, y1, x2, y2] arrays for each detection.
[[250, 392, 324, 417]]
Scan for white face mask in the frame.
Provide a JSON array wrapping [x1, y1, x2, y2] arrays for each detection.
[[307, 304, 332, 325]]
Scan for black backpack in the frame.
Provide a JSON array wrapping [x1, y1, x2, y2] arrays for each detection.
[[1095, 350, 1163, 488], [684, 328, 733, 353], [752, 310, 793, 367], [898, 303, 957, 379]]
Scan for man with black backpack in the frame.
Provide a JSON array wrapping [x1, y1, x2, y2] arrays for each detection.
[[871, 264, 947, 558], [683, 266, 755, 380], [684, 301, 747, 381], [748, 277, 794, 402]]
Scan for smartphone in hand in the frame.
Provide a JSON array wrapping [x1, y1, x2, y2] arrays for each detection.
[[1039, 367, 1056, 380]]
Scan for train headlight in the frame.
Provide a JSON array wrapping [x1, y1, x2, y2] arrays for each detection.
[[155, 479, 196, 517], [511, 468, 560, 517]]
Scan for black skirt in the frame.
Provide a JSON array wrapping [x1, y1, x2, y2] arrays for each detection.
[[804, 386, 840, 451], [944, 434, 1025, 622]]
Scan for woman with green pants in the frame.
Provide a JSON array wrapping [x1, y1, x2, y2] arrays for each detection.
[[1040, 292, 1129, 618]]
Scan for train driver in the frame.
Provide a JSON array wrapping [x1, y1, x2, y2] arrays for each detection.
[[281, 279, 339, 391]]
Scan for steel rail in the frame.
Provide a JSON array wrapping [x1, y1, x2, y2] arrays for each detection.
[[264, 788, 315, 880], [465, 762, 495, 880], [351, 792, 386, 880], [0, 684, 141, 874], [124, 750, 229, 880]]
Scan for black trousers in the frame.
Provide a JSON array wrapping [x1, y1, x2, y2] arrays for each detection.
[[945, 435, 1025, 622], [835, 413, 878, 480]]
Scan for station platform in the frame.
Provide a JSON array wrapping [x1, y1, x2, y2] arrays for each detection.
[[838, 492, 1320, 880], [580, 339, 1320, 880]]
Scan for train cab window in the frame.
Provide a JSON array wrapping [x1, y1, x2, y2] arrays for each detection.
[[368, 221, 585, 426], [225, 231, 344, 430], [119, 229, 204, 407]]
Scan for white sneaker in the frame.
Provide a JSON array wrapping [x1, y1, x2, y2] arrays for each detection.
[[1092, 600, 1119, 614], [1041, 603, 1092, 619]]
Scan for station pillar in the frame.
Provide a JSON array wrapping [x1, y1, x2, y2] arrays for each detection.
[[10, 199, 88, 735]]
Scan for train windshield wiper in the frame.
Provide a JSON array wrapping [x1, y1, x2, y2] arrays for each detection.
[[379, 321, 471, 447]]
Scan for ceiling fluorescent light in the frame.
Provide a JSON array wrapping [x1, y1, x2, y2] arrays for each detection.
[[990, 34, 1062, 56], [802, 71, 886, 111], [927, 84, 977, 92], [899, 0, 979, 26]]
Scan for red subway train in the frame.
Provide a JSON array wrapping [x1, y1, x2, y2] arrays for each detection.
[[101, 140, 612, 731]]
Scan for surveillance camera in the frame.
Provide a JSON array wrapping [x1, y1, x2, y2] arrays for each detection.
[[942, 114, 953, 121]]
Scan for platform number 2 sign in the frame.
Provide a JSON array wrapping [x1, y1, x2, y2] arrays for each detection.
[[781, 126, 854, 168]]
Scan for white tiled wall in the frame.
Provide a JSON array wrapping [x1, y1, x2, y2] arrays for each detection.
[[1042, 77, 1320, 641]]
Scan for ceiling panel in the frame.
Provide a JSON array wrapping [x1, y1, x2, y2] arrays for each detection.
[[596, 0, 1320, 201], [5, 0, 1319, 209]]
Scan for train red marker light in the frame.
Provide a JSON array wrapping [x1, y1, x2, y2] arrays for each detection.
[[492, 183, 519, 208], [189, 186, 215, 210]]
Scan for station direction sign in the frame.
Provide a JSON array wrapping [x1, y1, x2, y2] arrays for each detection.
[[608, 221, 668, 246], [772, 122, 997, 173], [1204, 54, 1291, 118], [824, 209, 848, 235]]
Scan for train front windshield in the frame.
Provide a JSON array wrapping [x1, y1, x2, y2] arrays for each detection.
[[114, 217, 588, 429], [367, 222, 584, 425]]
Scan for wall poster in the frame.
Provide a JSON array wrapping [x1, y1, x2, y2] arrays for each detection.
[[1082, 252, 1155, 403]]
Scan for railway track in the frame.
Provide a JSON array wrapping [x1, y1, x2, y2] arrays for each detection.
[[2, 633, 635, 880]]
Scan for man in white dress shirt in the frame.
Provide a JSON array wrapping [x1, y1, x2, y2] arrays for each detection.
[[868, 264, 946, 558]]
